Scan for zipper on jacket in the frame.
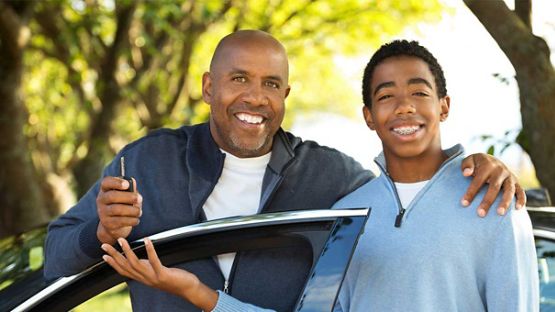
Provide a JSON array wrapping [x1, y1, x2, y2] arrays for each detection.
[[394, 208, 406, 227], [374, 162, 407, 228], [223, 279, 229, 294]]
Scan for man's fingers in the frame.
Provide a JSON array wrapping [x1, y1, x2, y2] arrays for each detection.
[[103, 217, 140, 230], [102, 244, 135, 278], [496, 179, 515, 215], [515, 182, 526, 209], [118, 238, 142, 269], [100, 176, 131, 192], [144, 238, 164, 273], [105, 204, 142, 218], [461, 170, 488, 207], [99, 190, 142, 206], [460, 156, 476, 177]]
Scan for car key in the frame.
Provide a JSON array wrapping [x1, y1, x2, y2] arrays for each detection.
[[119, 156, 135, 192]]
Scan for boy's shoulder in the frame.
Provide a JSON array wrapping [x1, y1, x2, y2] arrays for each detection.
[[332, 176, 385, 209]]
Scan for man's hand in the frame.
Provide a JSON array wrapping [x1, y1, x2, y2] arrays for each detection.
[[102, 238, 218, 311], [96, 177, 142, 245], [461, 153, 526, 217]]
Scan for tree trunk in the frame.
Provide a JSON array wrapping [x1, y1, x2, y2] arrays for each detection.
[[464, 0, 555, 201], [73, 3, 137, 197], [0, 1, 49, 238]]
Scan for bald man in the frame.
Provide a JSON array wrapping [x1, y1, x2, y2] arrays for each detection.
[[45, 30, 525, 312]]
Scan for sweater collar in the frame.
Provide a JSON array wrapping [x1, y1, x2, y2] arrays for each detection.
[[374, 144, 465, 176]]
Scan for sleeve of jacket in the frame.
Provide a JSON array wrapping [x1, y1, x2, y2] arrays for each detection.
[[485, 206, 539, 311], [329, 148, 375, 200], [43, 156, 121, 280], [212, 291, 275, 312]]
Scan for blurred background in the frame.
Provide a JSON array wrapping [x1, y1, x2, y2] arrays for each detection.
[[1, 0, 553, 238]]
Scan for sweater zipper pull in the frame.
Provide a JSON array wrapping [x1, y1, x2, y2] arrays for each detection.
[[223, 280, 229, 294], [394, 208, 406, 228]]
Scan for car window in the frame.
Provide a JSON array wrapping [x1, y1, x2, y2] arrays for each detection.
[[536, 237, 555, 311]]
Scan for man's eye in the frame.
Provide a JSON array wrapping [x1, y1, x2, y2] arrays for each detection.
[[232, 76, 246, 83], [413, 92, 428, 97], [265, 81, 280, 89]]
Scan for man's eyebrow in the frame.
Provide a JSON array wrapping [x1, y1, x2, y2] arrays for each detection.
[[408, 77, 433, 89], [228, 69, 284, 83], [373, 81, 395, 96], [264, 75, 284, 83]]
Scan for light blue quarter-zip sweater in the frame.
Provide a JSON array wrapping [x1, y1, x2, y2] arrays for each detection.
[[333, 144, 539, 312]]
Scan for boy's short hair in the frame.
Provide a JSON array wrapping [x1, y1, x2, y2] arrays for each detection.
[[362, 40, 447, 108]]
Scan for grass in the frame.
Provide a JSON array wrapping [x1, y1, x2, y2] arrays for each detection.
[[73, 283, 132, 311]]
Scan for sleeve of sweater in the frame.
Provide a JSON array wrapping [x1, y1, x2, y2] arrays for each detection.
[[43, 158, 120, 280], [485, 206, 539, 311], [212, 291, 275, 312]]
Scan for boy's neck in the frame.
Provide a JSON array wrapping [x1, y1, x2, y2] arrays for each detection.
[[384, 148, 447, 183]]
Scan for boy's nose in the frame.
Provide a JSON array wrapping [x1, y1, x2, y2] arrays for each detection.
[[395, 97, 416, 115]]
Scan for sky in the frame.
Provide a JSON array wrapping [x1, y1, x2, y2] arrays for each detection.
[[291, 0, 554, 184]]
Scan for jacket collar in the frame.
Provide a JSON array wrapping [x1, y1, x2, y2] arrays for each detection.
[[187, 123, 297, 182]]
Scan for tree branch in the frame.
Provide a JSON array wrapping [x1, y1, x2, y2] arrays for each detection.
[[514, 0, 531, 30], [464, 0, 550, 75]]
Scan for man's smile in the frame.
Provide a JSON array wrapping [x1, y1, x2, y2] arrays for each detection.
[[235, 112, 265, 125]]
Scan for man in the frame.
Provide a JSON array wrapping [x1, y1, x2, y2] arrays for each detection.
[[44, 30, 525, 311]]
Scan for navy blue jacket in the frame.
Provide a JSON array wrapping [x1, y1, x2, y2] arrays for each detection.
[[44, 123, 373, 311]]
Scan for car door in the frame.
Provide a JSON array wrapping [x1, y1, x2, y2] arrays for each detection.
[[1, 208, 369, 312]]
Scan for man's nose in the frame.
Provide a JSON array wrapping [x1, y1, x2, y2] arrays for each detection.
[[243, 83, 269, 106]]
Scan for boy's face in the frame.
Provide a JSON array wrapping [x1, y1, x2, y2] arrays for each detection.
[[364, 56, 450, 160]]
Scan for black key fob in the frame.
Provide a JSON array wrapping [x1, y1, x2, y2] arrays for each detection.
[[120, 157, 135, 192]]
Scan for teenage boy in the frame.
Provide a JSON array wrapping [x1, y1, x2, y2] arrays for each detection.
[[333, 40, 538, 311]]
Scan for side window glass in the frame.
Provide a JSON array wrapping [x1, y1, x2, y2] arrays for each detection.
[[73, 283, 131, 311], [536, 238, 555, 309]]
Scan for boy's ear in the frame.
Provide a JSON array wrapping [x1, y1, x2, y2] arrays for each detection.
[[362, 105, 376, 130], [439, 96, 450, 122], [202, 72, 212, 105]]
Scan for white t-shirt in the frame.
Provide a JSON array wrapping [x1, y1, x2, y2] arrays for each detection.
[[394, 180, 429, 209], [202, 150, 271, 280]]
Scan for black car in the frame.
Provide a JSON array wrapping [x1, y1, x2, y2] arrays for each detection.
[[1, 188, 554, 311], [0, 209, 370, 311]]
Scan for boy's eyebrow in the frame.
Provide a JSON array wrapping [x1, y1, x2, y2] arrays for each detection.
[[408, 77, 433, 89], [373, 81, 395, 96]]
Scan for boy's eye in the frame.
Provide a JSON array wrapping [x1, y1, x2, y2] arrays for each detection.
[[377, 94, 392, 101], [413, 91, 429, 97], [265, 81, 280, 89], [232, 76, 246, 83]]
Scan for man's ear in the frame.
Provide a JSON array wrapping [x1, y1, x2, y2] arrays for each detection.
[[362, 105, 376, 130], [202, 72, 212, 104], [440, 95, 450, 122], [284, 85, 291, 99]]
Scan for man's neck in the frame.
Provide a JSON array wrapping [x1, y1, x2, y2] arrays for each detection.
[[384, 149, 447, 183]]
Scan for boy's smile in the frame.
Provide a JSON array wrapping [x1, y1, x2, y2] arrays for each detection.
[[364, 55, 450, 181]]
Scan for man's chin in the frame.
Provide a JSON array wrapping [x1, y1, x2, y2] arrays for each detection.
[[228, 138, 271, 158]]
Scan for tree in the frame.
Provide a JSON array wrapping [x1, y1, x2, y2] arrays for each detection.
[[464, 0, 555, 202], [0, 0, 443, 237], [0, 1, 50, 238]]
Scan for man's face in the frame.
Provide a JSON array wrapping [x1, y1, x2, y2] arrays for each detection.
[[364, 56, 449, 161], [202, 40, 290, 158]]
